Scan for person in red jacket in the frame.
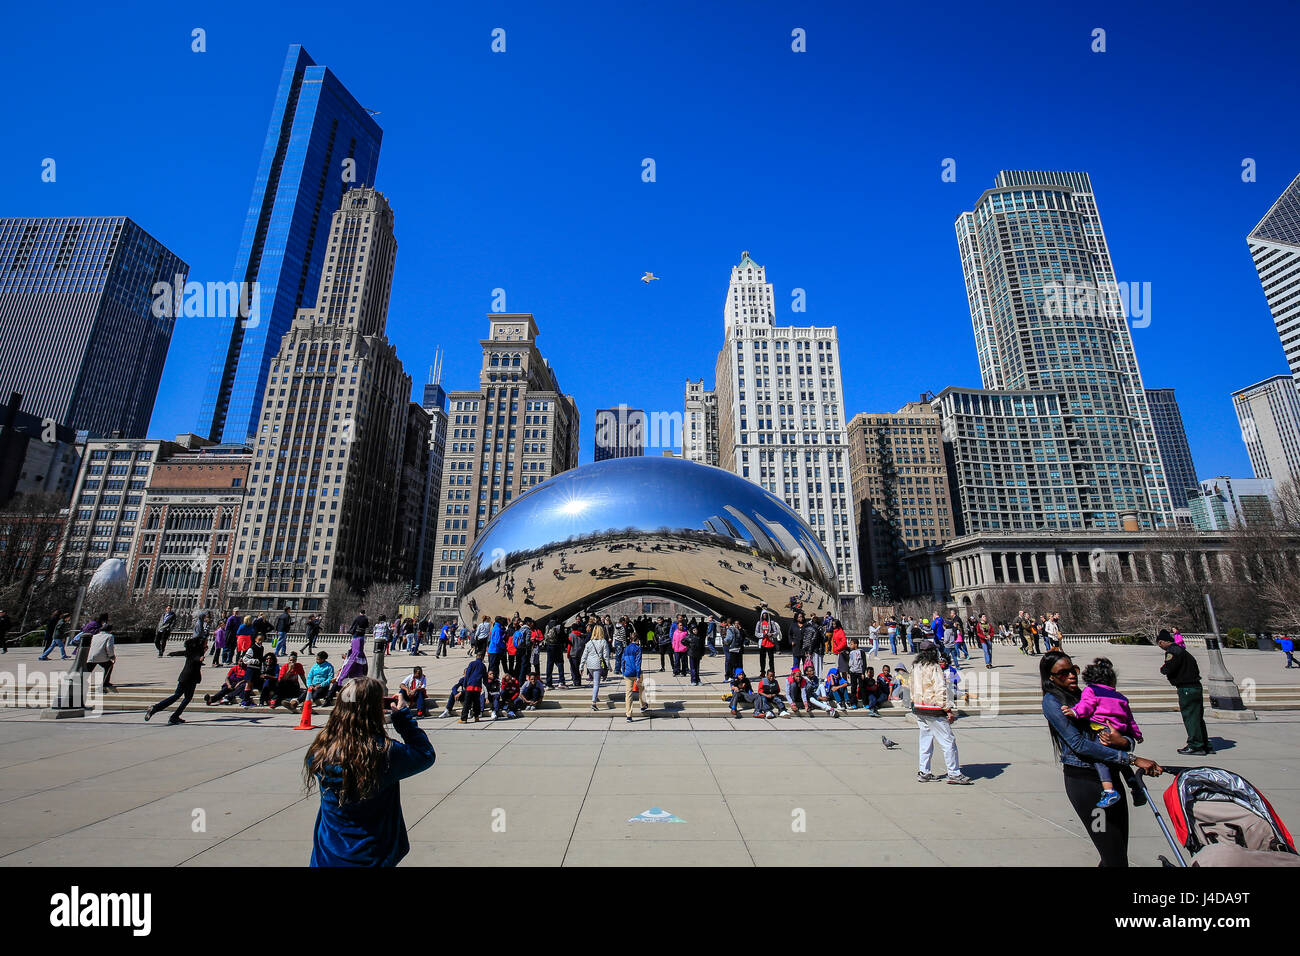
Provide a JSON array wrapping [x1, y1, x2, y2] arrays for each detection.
[[831, 621, 849, 674], [975, 613, 994, 670]]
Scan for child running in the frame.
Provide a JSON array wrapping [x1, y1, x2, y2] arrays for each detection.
[[1062, 657, 1146, 808]]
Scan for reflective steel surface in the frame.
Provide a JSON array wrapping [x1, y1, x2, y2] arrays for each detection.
[[457, 456, 838, 630]]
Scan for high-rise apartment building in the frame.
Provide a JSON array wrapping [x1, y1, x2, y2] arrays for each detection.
[[1145, 387, 1199, 511], [0, 216, 187, 437], [229, 187, 411, 613], [955, 170, 1173, 529], [713, 252, 860, 594], [933, 387, 1080, 533], [594, 406, 646, 460], [1233, 374, 1300, 489], [683, 380, 718, 465], [847, 401, 955, 595], [198, 44, 382, 445], [430, 314, 579, 610], [1248, 172, 1300, 388], [1188, 476, 1276, 531]]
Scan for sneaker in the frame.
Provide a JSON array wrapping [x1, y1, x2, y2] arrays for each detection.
[[946, 774, 974, 786], [917, 772, 936, 782], [779, 710, 791, 718], [830, 709, 841, 718], [765, 712, 776, 720], [626, 716, 633, 722], [1130, 784, 1148, 807], [1096, 789, 1121, 808], [167, 717, 186, 725], [204, 694, 213, 705], [144, 706, 155, 722]]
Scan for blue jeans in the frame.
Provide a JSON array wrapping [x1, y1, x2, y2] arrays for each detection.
[[982, 642, 993, 667], [275, 632, 288, 656], [591, 667, 603, 703], [954, 641, 969, 660], [888, 633, 897, 654], [39, 637, 68, 659]]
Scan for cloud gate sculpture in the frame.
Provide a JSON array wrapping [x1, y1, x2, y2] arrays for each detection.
[[457, 456, 839, 631]]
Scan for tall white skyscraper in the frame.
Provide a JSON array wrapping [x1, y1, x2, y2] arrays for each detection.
[[713, 252, 860, 595], [1249, 172, 1300, 389], [1233, 374, 1300, 489], [683, 379, 718, 465]]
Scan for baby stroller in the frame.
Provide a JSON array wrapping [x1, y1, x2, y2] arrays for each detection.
[[1131, 766, 1299, 867]]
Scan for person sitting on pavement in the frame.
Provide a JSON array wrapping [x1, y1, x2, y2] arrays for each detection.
[[399, 667, 428, 716], [519, 672, 546, 711], [438, 676, 468, 718], [274, 653, 307, 709], [755, 668, 792, 719], [206, 663, 248, 705], [297, 652, 336, 709], [728, 669, 756, 718]]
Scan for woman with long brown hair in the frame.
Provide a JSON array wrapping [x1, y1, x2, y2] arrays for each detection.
[[303, 676, 435, 866]]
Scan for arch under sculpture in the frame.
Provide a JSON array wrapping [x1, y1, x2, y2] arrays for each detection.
[[457, 456, 839, 632]]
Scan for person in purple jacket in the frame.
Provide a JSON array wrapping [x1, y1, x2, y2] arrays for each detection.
[[1062, 657, 1143, 809], [337, 633, 368, 684], [222, 609, 242, 664]]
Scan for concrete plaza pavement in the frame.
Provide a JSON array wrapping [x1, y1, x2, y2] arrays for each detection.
[[1, 636, 1298, 866]]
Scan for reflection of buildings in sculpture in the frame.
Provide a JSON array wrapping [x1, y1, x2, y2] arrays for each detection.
[[430, 314, 580, 611], [593, 405, 646, 461], [711, 252, 861, 596], [456, 457, 836, 631], [1188, 477, 1277, 531]]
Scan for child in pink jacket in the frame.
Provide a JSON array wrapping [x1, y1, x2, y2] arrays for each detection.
[[1064, 657, 1144, 809]]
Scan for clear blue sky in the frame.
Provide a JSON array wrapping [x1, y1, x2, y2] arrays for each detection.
[[6, 0, 1298, 478]]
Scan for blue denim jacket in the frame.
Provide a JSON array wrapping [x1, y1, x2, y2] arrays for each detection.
[[1041, 693, 1133, 770]]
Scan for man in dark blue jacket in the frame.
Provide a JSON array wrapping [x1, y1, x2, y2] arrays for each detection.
[[459, 652, 489, 723]]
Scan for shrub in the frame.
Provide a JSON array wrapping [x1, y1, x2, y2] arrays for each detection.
[[1108, 634, 1151, 645], [1222, 628, 1254, 649]]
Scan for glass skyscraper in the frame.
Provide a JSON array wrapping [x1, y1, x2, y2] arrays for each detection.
[[1145, 387, 1199, 510], [955, 170, 1174, 530], [0, 216, 187, 437], [198, 44, 382, 444]]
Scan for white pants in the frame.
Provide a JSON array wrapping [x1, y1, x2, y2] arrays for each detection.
[[916, 713, 961, 778]]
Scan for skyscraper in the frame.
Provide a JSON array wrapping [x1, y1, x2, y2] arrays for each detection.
[[955, 170, 1174, 529], [594, 406, 646, 460], [0, 216, 188, 437], [683, 380, 718, 465], [713, 252, 860, 595], [429, 314, 580, 610], [413, 357, 448, 590], [198, 44, 382, 445], [1248, 172, 1300, 388], [1145, 387, 1199, 514], [847, 402, 955, 595], [1233, 374, 1300, 489], [229, 187, 410, 613], [1188, 477, 1276, 531]]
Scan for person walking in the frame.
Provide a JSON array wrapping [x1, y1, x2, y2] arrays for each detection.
[[155, 605, 176, 656], [0, 610, 11, 654], [581, 622, 610, 711], [686, 620, 704, 685], [300, 614, 322, 654], [1045, 613, 1062, 652], [146, 632, 207, 724], [37, 611, 70, 660], [622, 634, 647, 721], [86, 620, 118, 692], [976, 613, 993, 670], [274, 606, 294, 657], [1040, 650, 1163, 867], [834, 620, 851, 673], [908, 645, 971, 785], [568, 619, 587, 688], [1155, 630, 1213, 756], [304, 677, 435, 867], [221, 609, 241, 664], [1280, 633, 1300, 669]]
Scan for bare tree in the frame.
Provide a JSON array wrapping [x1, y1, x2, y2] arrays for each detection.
[[362, 580, 407, 626], [323, 577, 357, 633], [1113, 585, 1181, 641]]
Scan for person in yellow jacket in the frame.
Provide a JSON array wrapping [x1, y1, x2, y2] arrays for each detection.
[[908, 644, 972, 785]]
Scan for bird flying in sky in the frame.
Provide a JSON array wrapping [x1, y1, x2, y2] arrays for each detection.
[[641, 272, 660, 283]]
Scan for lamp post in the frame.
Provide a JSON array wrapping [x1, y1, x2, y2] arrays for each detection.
[[1203, 593, 1256, 721], [42, 584, 88, 718]]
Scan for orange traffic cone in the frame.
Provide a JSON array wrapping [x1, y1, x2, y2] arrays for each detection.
[[295, 698, 316, 730]]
